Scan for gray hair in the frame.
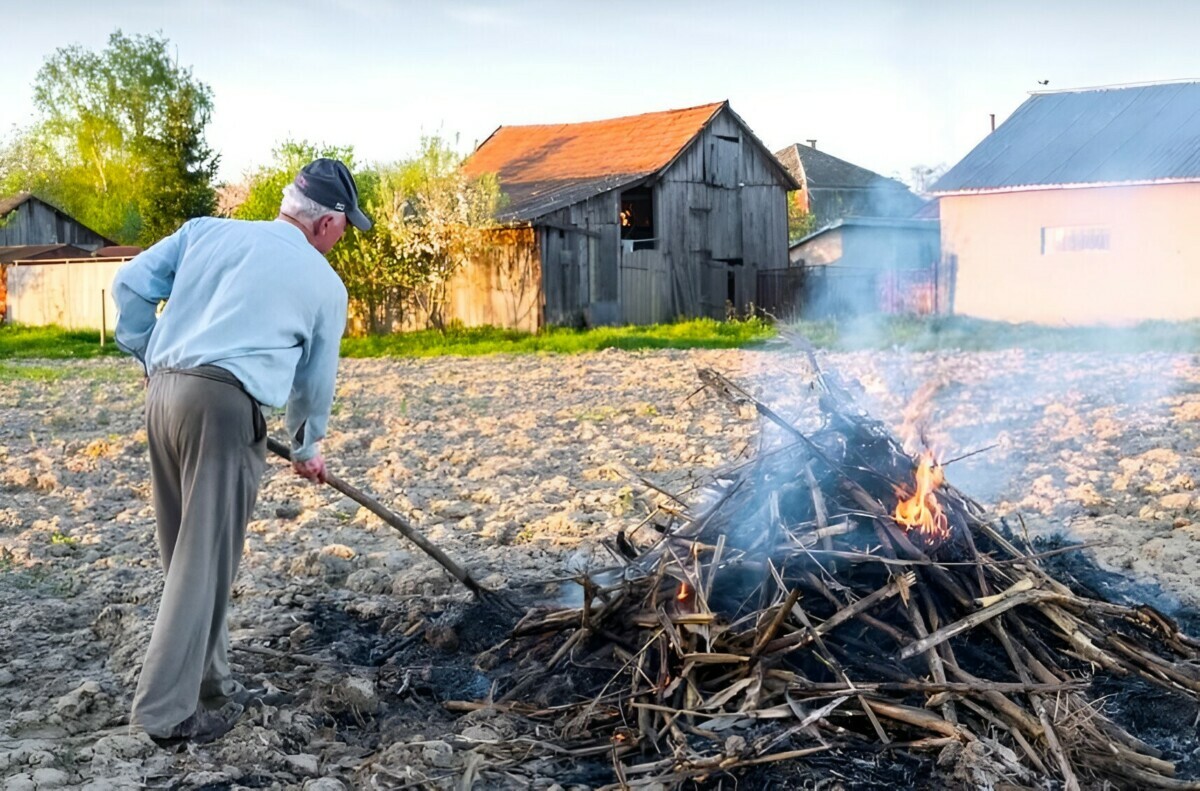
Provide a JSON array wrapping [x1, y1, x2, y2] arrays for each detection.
[[280, 183, 342, 224]]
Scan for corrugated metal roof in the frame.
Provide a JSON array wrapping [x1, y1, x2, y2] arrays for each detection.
[[933, 81, 1200, 194], [492, 175, 647, 223], [463, 103, 727, 221], [0, 244, 90, 263]]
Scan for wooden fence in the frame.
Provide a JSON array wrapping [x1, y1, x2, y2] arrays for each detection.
[[756, 268, 806, 321], [4, 258, 128, 330]]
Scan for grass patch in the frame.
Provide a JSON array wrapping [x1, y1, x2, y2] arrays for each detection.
[[0, 362, 72, 382], [340, 318, 775, 357], [783, 316, 1200, 353], [0, 324, 123, 360]]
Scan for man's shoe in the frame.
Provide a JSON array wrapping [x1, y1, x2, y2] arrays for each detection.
[[203, 684, 293, 710], [150, 702, 244, 747]]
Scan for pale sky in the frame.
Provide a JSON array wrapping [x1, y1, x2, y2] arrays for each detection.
[[3, 0, 1199, 187]]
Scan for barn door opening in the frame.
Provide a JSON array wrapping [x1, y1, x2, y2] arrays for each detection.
[[619, 186, 656, 252]]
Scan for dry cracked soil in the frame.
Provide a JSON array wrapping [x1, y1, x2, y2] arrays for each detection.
[[4, 345, 1200, 789]]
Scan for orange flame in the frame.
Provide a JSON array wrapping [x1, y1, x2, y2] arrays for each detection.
[[893, 451, 949, 541], [677, 582, 691, 601]]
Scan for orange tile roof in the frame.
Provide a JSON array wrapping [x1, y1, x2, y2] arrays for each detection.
[[465, 101, 726, 184], [464, 102, 727, 220]]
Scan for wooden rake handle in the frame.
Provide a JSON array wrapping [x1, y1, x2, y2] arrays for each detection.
[[266, 436, 503, 604]]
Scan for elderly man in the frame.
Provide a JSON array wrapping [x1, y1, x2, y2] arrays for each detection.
[[112, 159, 371, 744]]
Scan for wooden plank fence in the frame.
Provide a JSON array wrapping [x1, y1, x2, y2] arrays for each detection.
[[5, 258, 128, 330]]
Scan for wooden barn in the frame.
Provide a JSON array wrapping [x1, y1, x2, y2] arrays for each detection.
[[932, 80, 1200, 324], [455, 101, 797, 329]]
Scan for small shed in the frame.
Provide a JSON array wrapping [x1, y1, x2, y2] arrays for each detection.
[[787, 218, 941, 319], [1, 245, 135, 329], [932, 80, 1200, 324], [774, 143, 925, 228], [458, 101, 797, 329], [0, 193, 113, 250]]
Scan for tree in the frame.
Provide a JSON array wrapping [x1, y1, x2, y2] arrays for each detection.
[[232, 139, 357, 221], [908, 163, 948, 195], [380, 136, 502, 330], [0, 30, 218, 245], [787, 192, 817, 243], [229, 135, 500, 334]]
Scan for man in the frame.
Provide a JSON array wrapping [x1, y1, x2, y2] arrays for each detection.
[[111, 159, 371, 744]]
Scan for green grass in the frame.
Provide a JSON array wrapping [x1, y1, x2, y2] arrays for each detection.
[[781, 316, 1200, 353], [0, 324, 124, 359], [0, 362, 72, 382], [340, 318, 775, 357], [10, 316, 1200, 365]]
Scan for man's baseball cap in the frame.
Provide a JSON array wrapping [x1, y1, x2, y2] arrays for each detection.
[[294, 158, 372, 231]]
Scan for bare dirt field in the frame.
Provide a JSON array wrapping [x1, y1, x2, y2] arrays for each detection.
[[3, 346, 1200, 789]]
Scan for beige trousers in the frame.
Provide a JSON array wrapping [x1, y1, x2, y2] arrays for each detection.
[[130, 366, 267, 736]]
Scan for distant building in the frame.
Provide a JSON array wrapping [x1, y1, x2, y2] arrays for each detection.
[[774, 143, 926, 228], [458, 101, 797, 329], [932, 80, 1200, 324], [0, 193, 113, 251], [0, 201, 128, 327], [787, 217, 941, 319]]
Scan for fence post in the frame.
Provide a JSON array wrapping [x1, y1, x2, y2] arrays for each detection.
[[100, 288, 106, 347]]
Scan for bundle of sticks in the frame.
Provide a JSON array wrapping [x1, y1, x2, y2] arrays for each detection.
[[483, 362, 1200, 790]]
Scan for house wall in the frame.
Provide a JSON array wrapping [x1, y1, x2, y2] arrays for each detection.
[[789, 229, 843, 266], [656, 108, 790, 319], [941, 183, 1200, 323], [0, 199, 109, 250]]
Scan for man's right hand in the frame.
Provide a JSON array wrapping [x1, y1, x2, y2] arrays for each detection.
[[292, 454, 327, 484]]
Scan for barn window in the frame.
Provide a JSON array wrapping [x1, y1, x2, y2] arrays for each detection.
[[619, 186, 656, 251], [1041, 225, 1110, 254]]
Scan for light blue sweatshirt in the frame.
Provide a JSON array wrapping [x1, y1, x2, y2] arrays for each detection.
[[112, 217, 347, 461]]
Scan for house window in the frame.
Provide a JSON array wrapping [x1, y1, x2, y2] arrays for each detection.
[[620, 186, 656, 251], [1041, 225, 1110, 254]]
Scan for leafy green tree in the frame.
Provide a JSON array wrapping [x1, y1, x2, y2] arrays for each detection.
[[369, 136, 502, 331], [0, 30, 217, 245], [232, 139, 357, 221], [787, 192, 817, 243], [228, 136, 499, 334]]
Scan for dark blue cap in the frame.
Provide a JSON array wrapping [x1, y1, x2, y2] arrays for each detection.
[[294, 158, 372, 231]]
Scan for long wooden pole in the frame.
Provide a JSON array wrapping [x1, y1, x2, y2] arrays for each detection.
[[266, 436, 507, 606]]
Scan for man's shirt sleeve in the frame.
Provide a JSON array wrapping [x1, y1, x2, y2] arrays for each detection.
[[111, 223, 188, 362], [286, 291, 348, 461]]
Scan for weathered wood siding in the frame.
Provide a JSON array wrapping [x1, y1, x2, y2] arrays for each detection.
[[656, 107, 790, 319], [0, 198, 109, 250], [6, 260, 123, 329], [620, 248, 670, 325], [539, 191, 620, 326]]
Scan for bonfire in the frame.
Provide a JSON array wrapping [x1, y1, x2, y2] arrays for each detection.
[[468, 352, 1200, 790]]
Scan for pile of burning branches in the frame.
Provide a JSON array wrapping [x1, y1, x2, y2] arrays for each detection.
[[475, 360, 1200, 790]]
